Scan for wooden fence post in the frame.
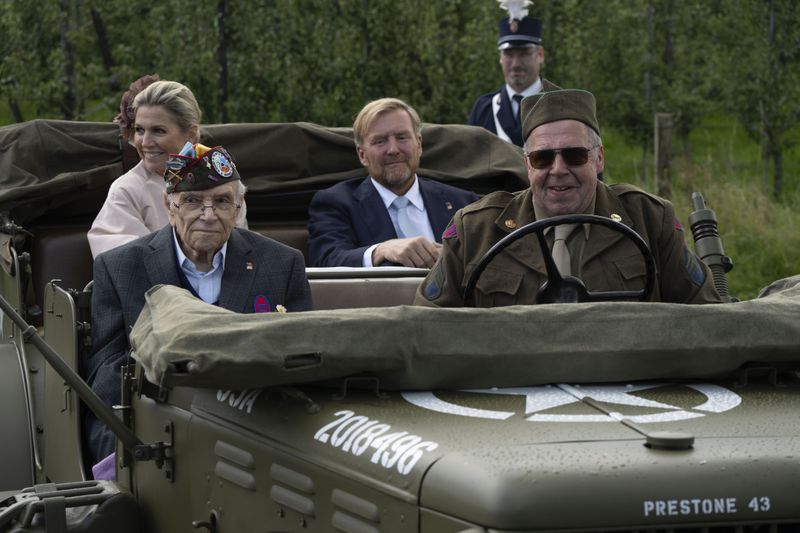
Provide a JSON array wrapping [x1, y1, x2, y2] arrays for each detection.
[[654, 113, 673, 199]]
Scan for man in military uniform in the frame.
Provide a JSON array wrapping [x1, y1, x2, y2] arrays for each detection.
[[468, 15, 559, 147], [417, 89, 722, 307]]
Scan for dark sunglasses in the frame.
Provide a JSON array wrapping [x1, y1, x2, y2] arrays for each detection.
[[527, 146, 594, 169]]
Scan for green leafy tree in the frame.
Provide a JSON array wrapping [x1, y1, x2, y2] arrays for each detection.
[[653, 1, 722, 162], [713, 0, 800, 199], [0, 0, 62, 121]]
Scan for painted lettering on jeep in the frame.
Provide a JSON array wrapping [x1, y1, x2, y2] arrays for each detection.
[[314, 410, 439, 475], [643, 496, 771, 518], [216, 389, 262, 414]]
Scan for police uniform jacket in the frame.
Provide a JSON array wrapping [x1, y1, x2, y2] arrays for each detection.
[[468, 79, 560, 146], [415, 183, 722, 307]]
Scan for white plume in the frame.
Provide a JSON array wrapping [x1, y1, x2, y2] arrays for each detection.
[[497, 0, 533, 22]]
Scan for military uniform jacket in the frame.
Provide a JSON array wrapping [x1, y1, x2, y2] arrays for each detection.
[[415, 183, 722, 307]]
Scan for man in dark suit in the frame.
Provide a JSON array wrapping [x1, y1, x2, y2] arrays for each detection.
[[469, 15, 559, 147], [85, 144, 312, 468], [308, 98, 479, 268]]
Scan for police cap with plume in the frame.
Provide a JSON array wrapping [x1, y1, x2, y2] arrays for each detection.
[[521, 89, 600, 142], [164, 142, 240, 194], [497, 0, 541, 49]]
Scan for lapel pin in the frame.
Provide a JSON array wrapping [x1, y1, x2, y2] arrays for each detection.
[[610, 214, 622, 222], [505, 218, 517, 229], [245, 261, 254, 271], [254, 294, 270, 313], [446, 201, 453, 210]]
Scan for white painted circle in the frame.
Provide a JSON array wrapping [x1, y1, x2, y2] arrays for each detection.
[[402, 384, 741, 423]]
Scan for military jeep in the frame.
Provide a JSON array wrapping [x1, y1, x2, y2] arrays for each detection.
[[0, 119, 799, 532]]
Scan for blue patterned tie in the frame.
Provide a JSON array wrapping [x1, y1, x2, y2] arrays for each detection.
[[392, 196, 418, 238]]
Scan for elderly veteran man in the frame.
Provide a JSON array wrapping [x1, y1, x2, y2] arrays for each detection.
[[417, 89, 722, 307], [85, 143, 312, 467]]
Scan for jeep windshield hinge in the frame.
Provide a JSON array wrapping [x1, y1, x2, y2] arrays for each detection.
[[132, 443, 169, 464], [132, 421, 174, 481]]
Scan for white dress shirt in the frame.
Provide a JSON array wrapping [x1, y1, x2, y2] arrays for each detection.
[[491, 78, 544, 143], [362, 176, 435, 267], [172, 229, 228, 304]]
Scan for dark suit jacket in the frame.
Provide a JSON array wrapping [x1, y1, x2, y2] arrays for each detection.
[[84, 225, 312, 463], [308, 176, 479, 267], [468, 79, 560, 147]]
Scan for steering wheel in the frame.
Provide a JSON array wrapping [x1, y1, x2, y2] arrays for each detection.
[[463, 214, 656, 306]]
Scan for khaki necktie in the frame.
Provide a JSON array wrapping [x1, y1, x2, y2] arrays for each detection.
[[552, 224, 574, 276]]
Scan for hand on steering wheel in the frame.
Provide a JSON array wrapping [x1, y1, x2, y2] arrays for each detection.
[[463, 214, 656, 306]]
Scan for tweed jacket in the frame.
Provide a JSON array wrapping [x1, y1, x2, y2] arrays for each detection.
[[85, 225, 311, 463]]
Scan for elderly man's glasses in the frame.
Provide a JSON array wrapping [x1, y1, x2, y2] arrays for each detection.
[[171, 195, 240, 214], [527, 146, 595, 169]]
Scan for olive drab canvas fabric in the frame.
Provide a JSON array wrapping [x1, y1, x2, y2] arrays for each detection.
[[0, 120, 528, 225], [130, 282, 800, 391]]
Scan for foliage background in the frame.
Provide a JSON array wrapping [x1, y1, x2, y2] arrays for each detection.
[[1, 0, 798, 298]]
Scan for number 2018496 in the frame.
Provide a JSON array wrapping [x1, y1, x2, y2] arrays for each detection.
[[314, 410, 439, 476]]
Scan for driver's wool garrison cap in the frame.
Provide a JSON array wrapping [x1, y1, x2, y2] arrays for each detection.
[[164, 142, 241, 194], [521, 89, 600, 141]]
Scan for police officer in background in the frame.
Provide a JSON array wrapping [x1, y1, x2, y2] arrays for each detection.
[[468, 15, 559, 147], [418, 89, 723, 307]]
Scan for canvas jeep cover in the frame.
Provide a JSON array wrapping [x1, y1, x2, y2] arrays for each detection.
[[0, 119, 527, 225], [130, 278, 800, 390]]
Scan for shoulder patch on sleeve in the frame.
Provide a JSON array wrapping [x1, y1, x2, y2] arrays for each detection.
[[682, 246, 706, 287], [421, 260, 445, 301], [674, 218, 684, 232], [442, 223, 458, 240]]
